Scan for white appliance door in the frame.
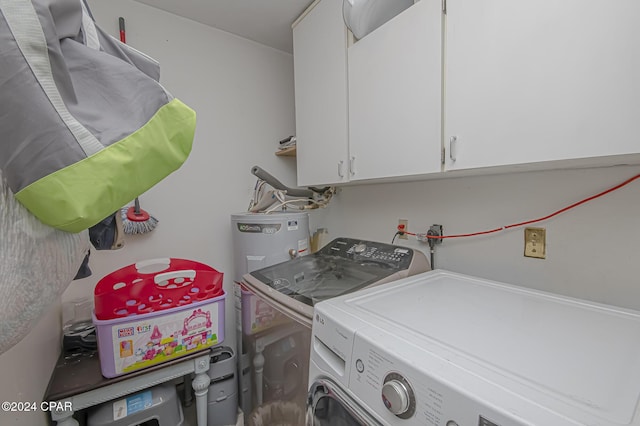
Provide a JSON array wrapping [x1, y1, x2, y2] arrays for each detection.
[[308, 378, 383, 425]]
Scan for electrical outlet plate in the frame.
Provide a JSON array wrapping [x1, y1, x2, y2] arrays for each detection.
[[398, 219, 408, 239], [524, 227, 546, 259], [429, 224, 443, 245]]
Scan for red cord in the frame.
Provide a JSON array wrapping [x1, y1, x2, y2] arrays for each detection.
[[406, 172, 640, 240]]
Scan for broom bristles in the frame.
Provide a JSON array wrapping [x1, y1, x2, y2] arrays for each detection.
[[120, 207, 158, 234]]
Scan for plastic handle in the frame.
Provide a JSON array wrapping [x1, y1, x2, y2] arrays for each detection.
[[154, 270, 196, 285], [118, 17, 126, 43], [449, 136, 457, 162], [135, 258, 171, 274]]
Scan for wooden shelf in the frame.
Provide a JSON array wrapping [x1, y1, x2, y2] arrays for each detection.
[[275, 146, 297, 157]]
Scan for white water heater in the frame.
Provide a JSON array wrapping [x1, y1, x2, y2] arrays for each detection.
[[230, 211, 310, 415], [231, 212, 310, 282]]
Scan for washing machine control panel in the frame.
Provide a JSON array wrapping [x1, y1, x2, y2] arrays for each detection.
[[319, 237, 414, 269], [348, 331, 513, 426]]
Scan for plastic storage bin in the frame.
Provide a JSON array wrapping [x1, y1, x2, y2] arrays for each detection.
[[87, 383, 183, 426], [93, 258, 225, 378], [241, 284, 286, 335], [207, 346, 238, 426]]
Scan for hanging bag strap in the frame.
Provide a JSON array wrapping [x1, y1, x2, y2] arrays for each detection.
[[0, 0, 104, 157]]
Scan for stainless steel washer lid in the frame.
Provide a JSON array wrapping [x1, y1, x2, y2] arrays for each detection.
[[248, 252, 385, 307], [243, 237, 429, 321]]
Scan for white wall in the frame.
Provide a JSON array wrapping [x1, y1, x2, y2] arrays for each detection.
[[0, 1, 298, 424], [323, 164, 640, 311]]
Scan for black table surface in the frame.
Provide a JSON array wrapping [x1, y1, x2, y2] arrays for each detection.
[[44, 349, 211, 402]]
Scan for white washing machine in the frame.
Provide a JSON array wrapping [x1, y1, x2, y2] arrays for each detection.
[[308, 270, 640, 426]]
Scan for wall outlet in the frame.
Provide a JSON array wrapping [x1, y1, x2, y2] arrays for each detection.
[[398, 219, 408, 239], [429, 224, 443, 245], [524, 227, 546, 259]]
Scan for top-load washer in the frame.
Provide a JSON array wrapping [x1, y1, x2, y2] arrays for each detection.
[[231, 211, 311, 415], [244, 237, 430, 324], [309, 269, 640, 426], [240, 237, 430, 424]]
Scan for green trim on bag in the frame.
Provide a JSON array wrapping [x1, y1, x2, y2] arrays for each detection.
[[15, 98, 196, 233]]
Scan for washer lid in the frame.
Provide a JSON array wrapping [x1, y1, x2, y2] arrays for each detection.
[[343, 0, 414, 40], [249, 250, 390, 307], [248, 237, 416, 307]]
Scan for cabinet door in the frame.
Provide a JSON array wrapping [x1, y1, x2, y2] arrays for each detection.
[[293, 0, 350, 186], [348, 0, 443, 181], [445, 0, 640, 171]]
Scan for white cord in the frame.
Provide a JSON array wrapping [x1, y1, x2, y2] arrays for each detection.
[[248, 180, 268, 211], [263, 188, 335, 214], [263, 199, 309, 214]]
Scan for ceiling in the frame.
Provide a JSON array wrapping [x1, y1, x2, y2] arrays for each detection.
[[133, 0, 316, 53]]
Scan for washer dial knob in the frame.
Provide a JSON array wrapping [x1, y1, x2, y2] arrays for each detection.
[[382, 372, 416, 419], [381, 373, 416, 419], [354, 243, 367, 253], [382, 380, 409, 414]]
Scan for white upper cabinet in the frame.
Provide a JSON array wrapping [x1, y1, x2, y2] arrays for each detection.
[[444, 0, 640, 172], [293, 0, 350, 187], [348, 0, 443, 181], [293, 0, 640, 187]]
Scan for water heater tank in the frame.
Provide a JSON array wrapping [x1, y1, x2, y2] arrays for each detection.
[[230, 212, 310, 283], [343, 0, 414, 40]]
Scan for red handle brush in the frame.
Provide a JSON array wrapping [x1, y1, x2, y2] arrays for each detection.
[[116, 16, 159, 235], [119, 17, 126, 43]]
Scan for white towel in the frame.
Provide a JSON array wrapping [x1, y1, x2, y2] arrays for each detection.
[[0, 171, 89, 354]]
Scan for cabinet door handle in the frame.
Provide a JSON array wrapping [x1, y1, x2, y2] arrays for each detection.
[[349, 156, 356, 176], [449, 136, 457, 162], [338, 160, 344, 178]]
